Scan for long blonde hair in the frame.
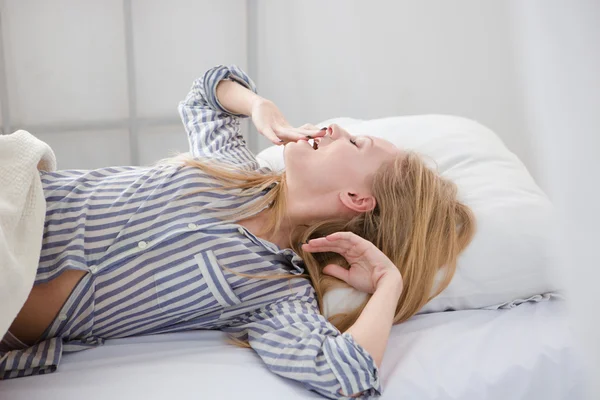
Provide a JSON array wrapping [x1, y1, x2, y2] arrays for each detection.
[[167, 150, 475, 332]]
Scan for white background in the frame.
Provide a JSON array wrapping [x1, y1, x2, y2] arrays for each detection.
[[509, 1, 600, 398], [1, 0, 598, 398], [1, 0, 534, 176], [0, 0, 248, 168]]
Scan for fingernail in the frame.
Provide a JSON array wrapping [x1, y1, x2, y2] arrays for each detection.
[[279, 139, 285, 142], [320, 127, 327, 131], [306, 136, 312, 139]]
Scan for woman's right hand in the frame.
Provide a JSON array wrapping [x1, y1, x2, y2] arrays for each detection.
[[302, 232, 403, 295], [304, 232, 402, 372], [250, 98, 326, 145]]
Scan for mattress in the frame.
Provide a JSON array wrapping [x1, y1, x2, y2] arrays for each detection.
[[0, 300, 584, 400]]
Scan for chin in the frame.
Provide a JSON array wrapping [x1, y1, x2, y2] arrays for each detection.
[[284, 143, 319, 181], [284, 141, 312, 164]]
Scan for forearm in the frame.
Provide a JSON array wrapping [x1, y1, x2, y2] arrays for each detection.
[[243, 298, 383, 398], [216, 79, 263, 117], [345, 277, 402, 368]]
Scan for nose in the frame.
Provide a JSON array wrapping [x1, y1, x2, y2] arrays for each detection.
[[327, 124, 350, 140], [317, 124, 349, 148]]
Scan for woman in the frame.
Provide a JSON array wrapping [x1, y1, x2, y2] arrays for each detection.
[[0, 65, 475, 398]]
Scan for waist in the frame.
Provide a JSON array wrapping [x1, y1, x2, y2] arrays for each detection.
[[8, 269, 87, 346], [0, 330, 28, 352]]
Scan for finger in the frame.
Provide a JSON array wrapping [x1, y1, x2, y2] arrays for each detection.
[[299, 123, 320, 130], [305, 235, 354, 249], [323, 232, 366, 247], [301, 240, 352, 256], [261, 127, 281, 145], [290, 127, 327, 138], [303, 233, 369, 256], [279, 125, 325, 138], [297, 125, 324, 134], [275, 129, 308, 143], [322, 264, 350, 283], [307, 233, 360, 248], [305, 127, 328, 138]]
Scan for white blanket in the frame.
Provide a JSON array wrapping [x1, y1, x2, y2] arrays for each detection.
[[0, 130, 55, 339]]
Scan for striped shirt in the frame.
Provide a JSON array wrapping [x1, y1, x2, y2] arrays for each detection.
[[0, 65, 380, 399]]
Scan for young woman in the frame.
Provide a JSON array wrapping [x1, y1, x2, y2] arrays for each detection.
[[0, 65, 475, 398]]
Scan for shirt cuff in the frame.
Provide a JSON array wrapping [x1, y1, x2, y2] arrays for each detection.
[[203, 64, 258, 117], [0, 337, 63, 379], [323, 332, 382, 398]]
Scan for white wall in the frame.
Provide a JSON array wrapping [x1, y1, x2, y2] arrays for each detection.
[[0, 0, 248, 169], [253, 0, 535, 178], [509, 1, 600, 398], [0, 0, 554, 189]]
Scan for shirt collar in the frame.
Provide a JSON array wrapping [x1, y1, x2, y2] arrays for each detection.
[[234, 224, 305, 275]]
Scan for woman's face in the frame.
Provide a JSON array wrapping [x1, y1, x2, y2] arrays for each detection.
[[284, 124, 398, 216]]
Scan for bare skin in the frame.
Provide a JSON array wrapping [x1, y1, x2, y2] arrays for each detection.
[[6, 270, 86, 346]]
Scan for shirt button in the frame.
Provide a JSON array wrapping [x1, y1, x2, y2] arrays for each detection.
[[188, 223, 197, 230], [237, 227, 245, 235], [58, 314, 67, 321], [138, 241, 148, 249], [90, 265, 99, 274]]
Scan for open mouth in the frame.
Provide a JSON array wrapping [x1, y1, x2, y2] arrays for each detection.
[[308, 138, 320, 150]]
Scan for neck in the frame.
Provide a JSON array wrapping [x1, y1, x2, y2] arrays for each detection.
[[238, 207, 294, 250]]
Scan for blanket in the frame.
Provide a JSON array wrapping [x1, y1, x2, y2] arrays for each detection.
[[0, 130, 55, 339]]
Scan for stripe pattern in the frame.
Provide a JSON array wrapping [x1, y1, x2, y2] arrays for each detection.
[[0, 65, 380, 398]]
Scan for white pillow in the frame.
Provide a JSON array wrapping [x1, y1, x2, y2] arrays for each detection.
[[256, 115, 561, 316]]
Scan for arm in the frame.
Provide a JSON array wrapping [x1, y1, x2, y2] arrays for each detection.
[[228, 228, 403, 399], [179, 65, 323, 166], [215, 78, 261, 117], [178, 65, 260, 169], [0, 337, 63, 379], [226, 292, 381, 399], [302, 231, 404, 369], [217, 79, 325, 145], [345, 277, 402, 367]]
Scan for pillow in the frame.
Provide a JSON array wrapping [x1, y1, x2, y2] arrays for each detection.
[[256, 115, 561, 316]]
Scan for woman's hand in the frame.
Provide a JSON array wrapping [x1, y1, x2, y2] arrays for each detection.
[[302, 232, 403, 294], [251, 98, 326, 145]]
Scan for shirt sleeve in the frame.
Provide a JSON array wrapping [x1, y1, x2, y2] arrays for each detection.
[[224, 294, 382, 399], [0, 337, 63, 379], [178, 64, 261, 171]]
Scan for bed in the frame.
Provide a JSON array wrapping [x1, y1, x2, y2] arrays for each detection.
[[0, 299, 583, 399], [1, 114, 576, 398]]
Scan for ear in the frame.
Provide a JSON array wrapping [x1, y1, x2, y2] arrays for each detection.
[[339, 191, 377, 213]]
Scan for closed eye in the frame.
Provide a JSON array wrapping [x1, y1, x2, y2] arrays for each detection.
[[350, 138, 358, 147]]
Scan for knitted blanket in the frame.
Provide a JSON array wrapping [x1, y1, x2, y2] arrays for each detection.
[[0, 130, 55, 339]]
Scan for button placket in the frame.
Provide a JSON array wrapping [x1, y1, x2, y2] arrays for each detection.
[[236, 225, 278, 254]]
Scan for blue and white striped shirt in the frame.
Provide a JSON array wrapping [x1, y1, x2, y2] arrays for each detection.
[[0, 65, 380, 399]]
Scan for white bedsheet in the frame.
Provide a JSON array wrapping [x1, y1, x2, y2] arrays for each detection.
[[0, 300, 584, 400]]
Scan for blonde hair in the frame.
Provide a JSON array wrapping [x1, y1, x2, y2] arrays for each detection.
[[167, 150, 475, 332]]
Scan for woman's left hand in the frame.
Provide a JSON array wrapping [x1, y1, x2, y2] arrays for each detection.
[[301, 232, 403, 294], [250, 98, 326, 145]]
